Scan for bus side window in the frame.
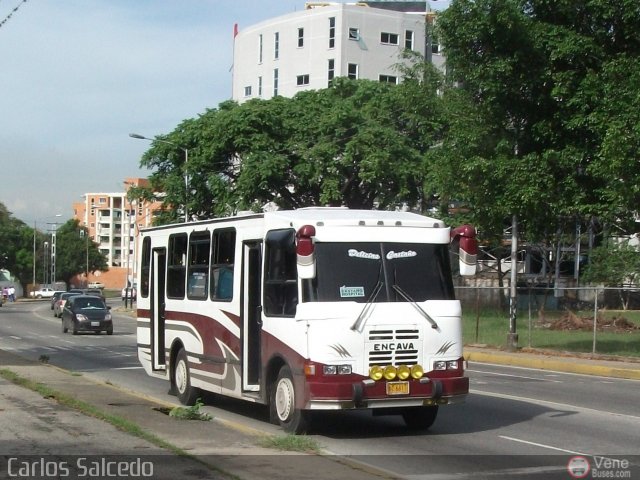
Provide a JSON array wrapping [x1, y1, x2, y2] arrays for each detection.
[[167, 233, 188, 299], [187, 231, 210, 300], [264, 229, 297, 317], [140, 236, 151, 298], [210, 229, 236, 301]]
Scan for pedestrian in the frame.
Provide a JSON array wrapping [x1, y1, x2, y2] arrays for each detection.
[[1, 286, 7, 303], [8, 285, 16, 302]]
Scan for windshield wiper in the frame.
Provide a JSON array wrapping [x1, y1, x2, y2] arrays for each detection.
[[392, 284, 439, 330], [351, 281, 384, 332]]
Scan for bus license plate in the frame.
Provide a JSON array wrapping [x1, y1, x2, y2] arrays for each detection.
[[386, 381, 409, 395]]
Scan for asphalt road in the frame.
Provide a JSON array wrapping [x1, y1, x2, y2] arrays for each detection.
[[1, 300, 639, 479]]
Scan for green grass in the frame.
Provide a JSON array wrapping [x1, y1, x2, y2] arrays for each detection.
[[463, 308, 640, 357], [257, 434, 321, 453]]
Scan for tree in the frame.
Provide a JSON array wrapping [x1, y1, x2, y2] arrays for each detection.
[[0, 202, 35, 295], [436, 0, 640, 239], [55, 219, 108, 288], [136, 78, 444, 222]]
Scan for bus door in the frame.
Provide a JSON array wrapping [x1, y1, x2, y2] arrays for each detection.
[[151, 248, 166, 371], [242, 241, 262, 392]]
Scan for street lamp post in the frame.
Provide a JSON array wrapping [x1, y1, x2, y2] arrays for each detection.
[[129, 133, 189, 223], [33, 214, 61, 290]]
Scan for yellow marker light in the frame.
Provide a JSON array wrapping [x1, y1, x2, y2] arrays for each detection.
[[410, 364, 424, 379], [397, 365, 411, 380], [383, 365, 397, 380], [369, 365, 383, 381]]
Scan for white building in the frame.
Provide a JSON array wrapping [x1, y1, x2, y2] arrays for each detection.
[[232, 2, 440, 103]]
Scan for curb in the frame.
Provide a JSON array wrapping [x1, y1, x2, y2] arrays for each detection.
[[464, 349, 640, 381]]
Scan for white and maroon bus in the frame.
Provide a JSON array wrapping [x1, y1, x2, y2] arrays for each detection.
[[136, 208, 477, 433]]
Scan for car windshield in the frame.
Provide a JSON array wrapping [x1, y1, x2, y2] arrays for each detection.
[[303, 242, 454, 303], [74, 299, 106, 310]]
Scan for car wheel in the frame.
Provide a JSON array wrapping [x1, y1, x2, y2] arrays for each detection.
[[269, 365, 310, 434], [62, 320, 68, 334], [106, 328, 113, 335], [173, 348, 200, 406]]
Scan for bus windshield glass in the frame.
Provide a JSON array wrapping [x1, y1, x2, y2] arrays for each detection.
[[306, 242, 454, 303]]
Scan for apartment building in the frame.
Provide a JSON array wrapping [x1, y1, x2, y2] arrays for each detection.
[[232, 1, 440, 103], [72, 178, 161, 289]]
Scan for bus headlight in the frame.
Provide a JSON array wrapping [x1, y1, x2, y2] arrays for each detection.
[[322, 365, 352, 375], [383, 365, 397, 380], [410, 364, 424, 379], [434, 361, 447, 370], [369, 365, 383, 381], [447, 360, 459, 370], [397, 365, 411, 380]]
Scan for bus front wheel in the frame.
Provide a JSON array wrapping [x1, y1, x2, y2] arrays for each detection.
[[401, 405, 439, 430], [269, 365, 309, 434], [173, 348, 200, 406]]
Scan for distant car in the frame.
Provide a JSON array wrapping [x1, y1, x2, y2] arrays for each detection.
[[121, 285, 137, 301], [87, 282, 105, 289], [70, 288, 105, 301], [30, 287, 58, 299], [50, 291, 66, 310], [54, 292, 82, 318], [61, 295, 113, 335]]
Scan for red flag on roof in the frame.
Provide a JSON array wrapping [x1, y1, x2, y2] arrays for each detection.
[[233, 23, 238, 38]]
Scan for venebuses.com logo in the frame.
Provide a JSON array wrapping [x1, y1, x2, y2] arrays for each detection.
[[567, 455, 633, 479]]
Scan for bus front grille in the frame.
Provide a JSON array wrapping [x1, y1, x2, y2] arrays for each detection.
[[367, 329, 420, 367]]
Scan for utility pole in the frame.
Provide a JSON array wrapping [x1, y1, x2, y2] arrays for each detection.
[[507, 215, 519, 351]]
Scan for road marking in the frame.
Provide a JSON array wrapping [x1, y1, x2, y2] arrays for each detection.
[[471, 389, 640, 421], [468, 368, 563, 383], [499, 435, 587, 455], [109, 366, 144, 370]]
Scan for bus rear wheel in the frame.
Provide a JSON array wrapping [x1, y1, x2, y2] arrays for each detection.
[[173, 348, 200, 406], [401, 405, 439, 430], [269, 365, 309, 434]]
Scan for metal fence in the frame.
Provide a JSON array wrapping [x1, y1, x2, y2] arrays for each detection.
[[455, 285, 640, 356]]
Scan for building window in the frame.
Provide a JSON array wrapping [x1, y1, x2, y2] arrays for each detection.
[[379, 74, 398, 84], [273, 68, 279, 96], [258, 76, 263, 96], [347, 63, 358, 79], [258, 34, 263, 63], [296, 74, 310, 86], [328, 58, 335, 86], [431, 32, 441, 54], [405, 30, 414, 50], [348, 27, 359, 41], [380, 32, 399, 45], [274, 31, 280, 59], [298, 27, 304, 47], [329, 17, 335, 48], [244, 86, 252, 97]]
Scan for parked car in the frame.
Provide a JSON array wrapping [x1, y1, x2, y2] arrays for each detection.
[[121, 285, 137, 301], [87, 281, 105, 289], [29, 287, 59, 299], [50, 291, 66, 310], [54, 292, 81, 318], [61, 295, 113, 335]]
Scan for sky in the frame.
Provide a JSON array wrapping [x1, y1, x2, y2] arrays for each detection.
[[0, 0, 448, 226]]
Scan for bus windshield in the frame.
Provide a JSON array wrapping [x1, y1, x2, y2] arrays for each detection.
[[305, 242, 455, 303]]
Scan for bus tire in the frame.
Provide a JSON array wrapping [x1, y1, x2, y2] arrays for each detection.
[[269, 365, 309, 434], [401, 405, 439, 430], [173, 348, 200, 406]]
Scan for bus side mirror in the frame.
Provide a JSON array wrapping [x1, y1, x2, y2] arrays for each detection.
[[451, 225, 477, 276], [296, 224, 316, 279]]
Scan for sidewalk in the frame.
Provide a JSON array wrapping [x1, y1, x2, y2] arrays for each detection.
[[0, 349, 384, 480], [1, 346, 639, 479], [464, 345, 640, 380]]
